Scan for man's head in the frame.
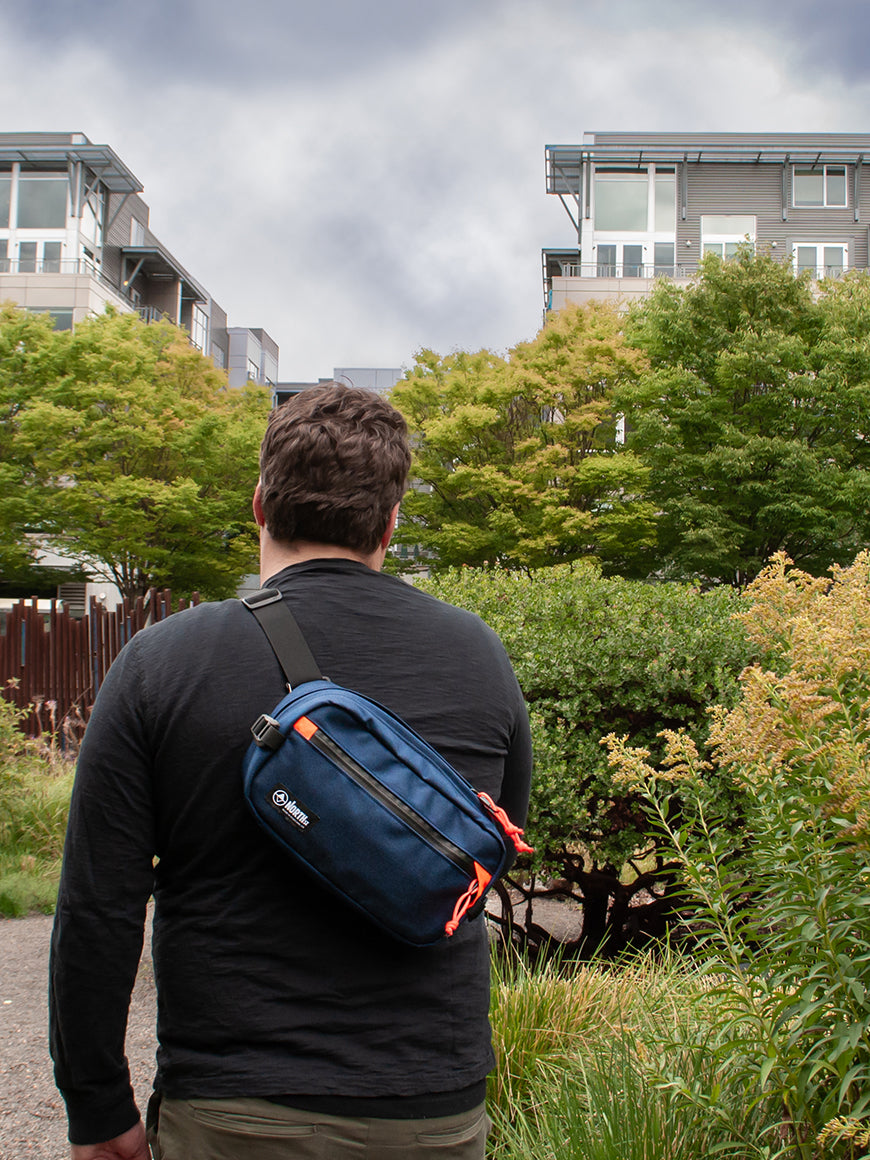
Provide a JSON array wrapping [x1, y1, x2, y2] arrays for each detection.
[[258, 383, 411, 554]]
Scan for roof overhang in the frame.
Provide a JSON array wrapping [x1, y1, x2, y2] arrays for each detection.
[[121, 246, 208, 302], [546, 138, 870, 194], [0, 141, 142, 194]]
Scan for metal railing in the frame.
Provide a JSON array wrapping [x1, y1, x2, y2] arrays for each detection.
[[559, 263, 697, 279], [557, 261, 851, 281], [0, 256, 107, 277]]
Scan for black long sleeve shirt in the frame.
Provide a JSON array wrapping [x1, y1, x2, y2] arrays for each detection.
[[49, 560, 532, 1145]]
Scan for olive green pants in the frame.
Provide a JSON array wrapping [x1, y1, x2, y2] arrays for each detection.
[[147, 1095, 490, 1160]]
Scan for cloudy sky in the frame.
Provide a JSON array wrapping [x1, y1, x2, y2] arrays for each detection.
[[2, 0, 869, 380]]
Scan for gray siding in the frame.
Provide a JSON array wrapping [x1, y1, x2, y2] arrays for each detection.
[[679, 162, 870, 269]]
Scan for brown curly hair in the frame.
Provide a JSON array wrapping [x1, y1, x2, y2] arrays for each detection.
[[259, 383, 410, 552]]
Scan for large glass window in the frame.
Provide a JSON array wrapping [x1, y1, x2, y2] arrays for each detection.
[[793, 165, 847, 207], [654, 171, 676, 231], [16, 178, 68, 228], [594, 172, 648, 231], [0, 176, 10, 228], [701, 215, 756, 260]]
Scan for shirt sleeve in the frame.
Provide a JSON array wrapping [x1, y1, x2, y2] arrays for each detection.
[[496, 675, 533, 829], [49, 640, 156, 1146]]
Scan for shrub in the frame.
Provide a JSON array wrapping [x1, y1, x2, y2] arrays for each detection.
[[420, 564, 754, 954], [605, 553, 870, 1156]]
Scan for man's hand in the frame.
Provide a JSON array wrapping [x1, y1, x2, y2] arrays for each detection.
[[71, 1119, 150, 1160]]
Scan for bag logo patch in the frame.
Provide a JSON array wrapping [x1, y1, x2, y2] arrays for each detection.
[[270, 785, 318, 831]]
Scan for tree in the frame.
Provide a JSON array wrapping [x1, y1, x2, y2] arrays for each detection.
[[389, 302, 655, 573], [619, 252, 870, 586], [0, 303, 59, 583], [1, 305, 271, 601]]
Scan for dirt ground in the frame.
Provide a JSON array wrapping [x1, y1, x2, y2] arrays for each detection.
[[0, 912, 157, 1160]]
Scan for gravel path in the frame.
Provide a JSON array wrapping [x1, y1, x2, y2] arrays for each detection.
[[0, 912, 157, 1160]]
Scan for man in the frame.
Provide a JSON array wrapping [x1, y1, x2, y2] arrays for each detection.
[[50, 383, 532, 1159]]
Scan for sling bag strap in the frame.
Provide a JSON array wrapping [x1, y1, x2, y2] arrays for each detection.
[[241, 588, 324, 690]]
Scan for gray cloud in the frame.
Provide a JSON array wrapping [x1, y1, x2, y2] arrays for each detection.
[[1, 0, 870, 379]]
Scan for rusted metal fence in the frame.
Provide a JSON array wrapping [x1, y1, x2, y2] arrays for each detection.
[[0, 590, 198, 739]]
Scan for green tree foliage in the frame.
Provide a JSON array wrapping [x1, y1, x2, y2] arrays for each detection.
[[390, 302, 655, 573], [620, 253, 870, 586], [0, 304, 271, 601], [419, 564, 754, 955], [0, 303, 59, 580]]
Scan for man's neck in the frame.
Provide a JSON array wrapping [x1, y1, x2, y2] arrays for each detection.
[[259, 537, 383, 584]]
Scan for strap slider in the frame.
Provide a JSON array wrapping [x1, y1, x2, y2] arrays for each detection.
[[251, 714, 284, 751], [242, 589, 283, 609]]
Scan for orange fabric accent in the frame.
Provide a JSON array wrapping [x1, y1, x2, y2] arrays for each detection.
[[477, 792, 534, 855], [293, 716, 319, 741], [444, 861, 493, 937]]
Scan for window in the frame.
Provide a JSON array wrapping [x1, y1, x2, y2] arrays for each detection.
[[16, 240, 64, 273], [42, 241, 62, 273], [18, 241, 37, 272], [701, 215, 756, 260], [594, 171, 648, 231], [130, 218, 146, 246], [793, 165, 847, 207], [0, 176, 10, 228], [190, 305, 209, 352], [654, 242, 675, 276], [794, 243, 847, 279], [593, 167, 675, 233], [596, 243, 645, 277], [0, 239, 7, 272], [16, 178, 68, 228], [654, 171, 676, 231]]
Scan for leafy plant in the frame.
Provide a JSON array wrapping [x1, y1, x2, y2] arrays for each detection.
[[420, 564, 754, 955], [605, 552, 870, 1156]]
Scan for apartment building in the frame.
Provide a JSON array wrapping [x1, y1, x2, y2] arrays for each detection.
[[0, 132, 276, 381], [274, 367, 403, 407], [544, 132, 870, 312]]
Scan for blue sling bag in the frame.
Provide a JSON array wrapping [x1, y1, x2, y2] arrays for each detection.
[[241, 588, 532, 947]]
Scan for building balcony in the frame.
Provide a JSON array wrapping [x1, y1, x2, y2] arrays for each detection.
[[543, 256, 696, 313]]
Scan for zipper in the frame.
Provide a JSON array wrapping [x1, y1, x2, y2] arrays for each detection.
[[303, 725, 477, 879]]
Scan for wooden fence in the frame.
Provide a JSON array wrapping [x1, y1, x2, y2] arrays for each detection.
[[1, 590, 198, 739]]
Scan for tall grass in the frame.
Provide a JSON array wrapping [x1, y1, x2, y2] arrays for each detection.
[[488, 950, 776, 1160], [0, 690, 73, 916]]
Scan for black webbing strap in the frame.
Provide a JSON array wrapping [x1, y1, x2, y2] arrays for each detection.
[[241, 588, 324, 690]]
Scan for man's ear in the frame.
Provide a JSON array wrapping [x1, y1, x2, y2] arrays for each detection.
[[380, 503, 400, 550], [253, 481, 266, 528]]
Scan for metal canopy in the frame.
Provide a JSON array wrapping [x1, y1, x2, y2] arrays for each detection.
[[0, 141, 142, 194], [121, 246, 208, 302], [546, 134, 870, 194]]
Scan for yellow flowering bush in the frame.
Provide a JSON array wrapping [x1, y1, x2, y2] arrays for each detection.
[[606, 553, 870, 1158]]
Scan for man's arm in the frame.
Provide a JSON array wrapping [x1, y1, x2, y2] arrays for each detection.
[[49, 642, 156, 1148], [497, 681, 533, 828]]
